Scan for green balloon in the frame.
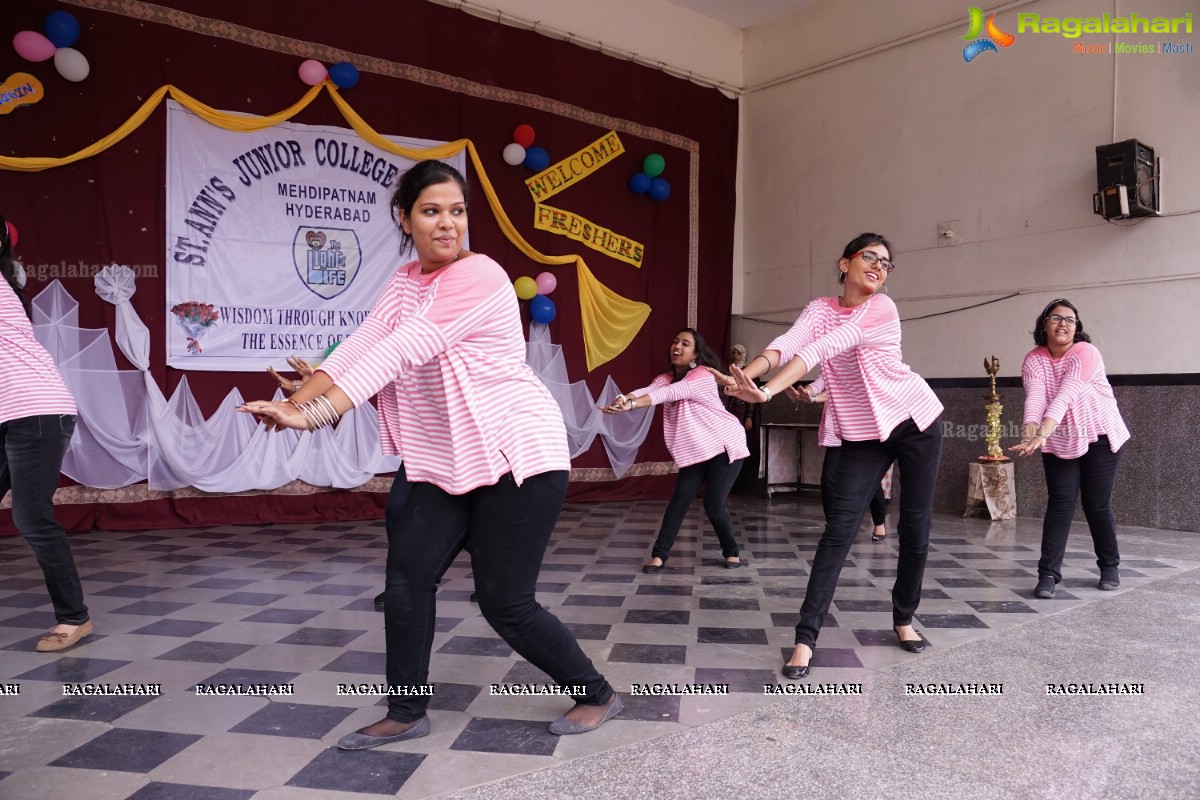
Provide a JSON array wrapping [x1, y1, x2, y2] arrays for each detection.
[[643, 153, 665, 177]]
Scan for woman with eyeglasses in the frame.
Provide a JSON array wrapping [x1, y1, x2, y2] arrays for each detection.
[[602, 328, 748, 573], [720, 233, 943, 679], [1009, 299, 1128, 599]]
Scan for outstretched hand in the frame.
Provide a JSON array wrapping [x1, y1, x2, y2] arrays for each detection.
[[267, 356, 315, 395], [705, 366, 735, 387], [600, 395, 635, 414], [238, 400, 311, 432], [724, 364, 770, 403]]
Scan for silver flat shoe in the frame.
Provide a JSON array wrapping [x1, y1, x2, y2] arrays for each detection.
[[336, 716, 430, 750]]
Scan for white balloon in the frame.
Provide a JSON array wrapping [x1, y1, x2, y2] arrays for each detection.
[[54, 47, 90, 82], [502, 142, 526, 166]]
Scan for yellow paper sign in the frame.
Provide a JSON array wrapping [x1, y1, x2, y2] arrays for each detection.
[[525, 131, 624, 202], [534, 204, 644, 267], [0, 73, 45, 115]]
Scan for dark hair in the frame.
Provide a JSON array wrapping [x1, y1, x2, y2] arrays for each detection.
[[389, 161, 470, 255], [837, 232, 894, 285], [0, 214, 31, 320], [1033, 298, 1091, 346], [669, 327, 723, 381]]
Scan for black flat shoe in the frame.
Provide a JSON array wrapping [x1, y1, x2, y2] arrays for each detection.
[[373, 592, 385, 612], [781, 663, 810, 679], [723, 559, 744, 569], [642, 562, 665, 575], [871, 532, 887, 542], [894, 627, 926, 653], [782, 644, 812, 679]]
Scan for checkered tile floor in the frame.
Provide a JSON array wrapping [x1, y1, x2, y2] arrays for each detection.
[[0, 496, 1190, 799]]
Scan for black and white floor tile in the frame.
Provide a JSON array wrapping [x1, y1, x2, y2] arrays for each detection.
[[0, 496, 1191, 799]]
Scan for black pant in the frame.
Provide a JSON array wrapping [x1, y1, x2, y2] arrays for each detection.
[[382, 470, 612, 721], [0, 414, 87, 625], [384, 463, 410, 536], [1038, 437, 1122, 583], [650, 453, 744, 562], [821, 446, 888, 526], [795, 417, 942, 648]]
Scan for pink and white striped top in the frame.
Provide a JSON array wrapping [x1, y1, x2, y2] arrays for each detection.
[[629, 368, 749, 468], [318, 254, 569, 494], [803, 374, 841, 448], [767, 295, 942, 442], [1021, 343, 1129, 458], [1, 281, 76, 425]]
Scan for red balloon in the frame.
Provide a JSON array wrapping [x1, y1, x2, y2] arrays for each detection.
[[513, 124, 535, 148], [4, 221, 16, 248]]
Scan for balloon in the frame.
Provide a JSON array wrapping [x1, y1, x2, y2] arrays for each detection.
[[530, 294, 556, 324], [649, 177, 671, 202], [322, 340, 341, 358], [629, 172, 651, 195], [513, 276, 538, 300], [298, 59, 327, 85], [4, 221, 17, 248], [513, 124, 535, 148], [53, 48, 90, 82], [328, 61, 359, 89], [502, 142, 526, 166], [534, 271, 557, 295], [643, 153, 666, 177], [44, 11, 81, 48], [523, 146, 550, 172], [13, 31, 56, 62]]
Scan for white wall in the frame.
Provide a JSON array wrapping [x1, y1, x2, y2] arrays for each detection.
[[736, 0, 1200, 377], [428, 0, 745, 88]]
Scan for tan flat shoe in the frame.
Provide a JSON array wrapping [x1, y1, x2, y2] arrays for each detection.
[[36, 620, 93, 652]]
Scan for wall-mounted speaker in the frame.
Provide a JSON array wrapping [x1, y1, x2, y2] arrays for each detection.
[[1093, 139, 1159, 220]]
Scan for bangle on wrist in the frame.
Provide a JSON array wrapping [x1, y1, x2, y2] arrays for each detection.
[[761, 385, 773, 400], [752, 354, 772, 370]]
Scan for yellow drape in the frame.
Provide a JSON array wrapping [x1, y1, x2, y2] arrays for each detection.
[[0, 82, 649, 370]]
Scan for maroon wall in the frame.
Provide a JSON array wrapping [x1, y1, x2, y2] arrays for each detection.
[[1, 0, 738, 529]]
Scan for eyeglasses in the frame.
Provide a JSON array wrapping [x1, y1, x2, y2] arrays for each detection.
[[848, 250, 895, 273], [1048, 314, 1077, 326]]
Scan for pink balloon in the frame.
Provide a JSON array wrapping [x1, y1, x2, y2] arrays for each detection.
[[298, 59, 327, 86], [13, 30, 56, 62], [4, 221, 17, 248], [534, 271, 557, 295]]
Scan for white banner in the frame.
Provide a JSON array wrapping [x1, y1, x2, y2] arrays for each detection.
[[165, 100, 466, 370]]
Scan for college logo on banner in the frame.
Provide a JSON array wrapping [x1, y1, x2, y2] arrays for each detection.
[[293, 227, 361, 299], [165, 99, 465, 371]]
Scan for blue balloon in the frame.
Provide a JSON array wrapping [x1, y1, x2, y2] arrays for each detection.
[[649, 177, 671, 202], [629, 172, 651, 194], [530, 294, 556, 324], [45, 11, 81, 48], [524, 146, 550, 172], [328, 62, 360, 89]]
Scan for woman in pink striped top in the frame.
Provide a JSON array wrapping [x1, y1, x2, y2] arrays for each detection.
[[1009, 299, 1129, 598], [602, 328, 749, 573], [241, 161, 619, 747], [723, 233, 943, 679], [1, 215, 92, 652]]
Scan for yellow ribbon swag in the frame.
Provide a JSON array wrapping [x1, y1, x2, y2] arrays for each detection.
[[0, 82, 649, 371]]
